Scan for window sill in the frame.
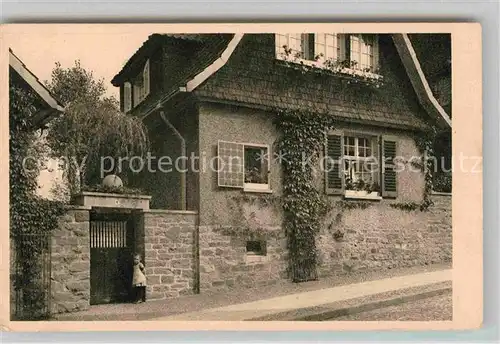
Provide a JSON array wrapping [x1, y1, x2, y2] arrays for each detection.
[[344, 190, 382, 201], [243, 184, 272, 194], [275, 57, 383, 80]]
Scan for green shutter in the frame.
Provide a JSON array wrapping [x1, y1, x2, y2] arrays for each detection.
[[217, 140, 245, 188], [381, 135, 398, 198], [325, 131, 344, 195]]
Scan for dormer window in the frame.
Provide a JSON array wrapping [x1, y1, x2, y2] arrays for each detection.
[[124, 59, 150, 112]]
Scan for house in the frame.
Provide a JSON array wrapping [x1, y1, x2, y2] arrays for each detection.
[[42, 33, 453, 315], [105, 33, 452, 297]]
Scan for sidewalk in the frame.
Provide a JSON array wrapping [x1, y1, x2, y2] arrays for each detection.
[[53, 264, 451, 321], [156, 269, 452, 321]]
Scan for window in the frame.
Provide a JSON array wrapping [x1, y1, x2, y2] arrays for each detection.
[[217, 140, 271, 192], [325, 131, 398, 199], [341, 34, 379, 72], [343, 136, 378, 192], [246, 240, 266, 256], [275, 33, 379, 74], [275, 33, 315, 61], [132, 59, 150, 107]]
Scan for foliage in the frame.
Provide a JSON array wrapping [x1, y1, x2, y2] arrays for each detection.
[[389, 201, 420, 212], [81, 184, 145, 195], [274, 108, 335, 282], [44, 60, 149, 197], [9, 83, 65, 319], [415, 130, 438, 211], [433, 172, 452, 193], [336, 200, 374, 211]]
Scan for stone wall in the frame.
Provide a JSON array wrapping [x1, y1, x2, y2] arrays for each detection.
[[316, 194, 452, 276], [51, 206, 91, 314], [199, 225, 288, 291], [143, 210, 197, 300], [198, 194, 451, 293]]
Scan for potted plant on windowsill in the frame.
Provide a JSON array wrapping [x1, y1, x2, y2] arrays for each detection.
[[344, 179, 381, 200]]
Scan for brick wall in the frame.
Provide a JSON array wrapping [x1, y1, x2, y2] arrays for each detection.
[[51, 206, 91, 314], [143, 210, 197, 300]]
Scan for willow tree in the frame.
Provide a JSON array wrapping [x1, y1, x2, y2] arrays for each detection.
[[45, 61, 149, 197]]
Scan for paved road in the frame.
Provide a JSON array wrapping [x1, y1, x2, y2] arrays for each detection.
[[332, 291, 452, 321]]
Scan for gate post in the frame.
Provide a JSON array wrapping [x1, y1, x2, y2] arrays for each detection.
[[50, 206, 91, 314]]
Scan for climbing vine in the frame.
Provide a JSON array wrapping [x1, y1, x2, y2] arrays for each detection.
[[10, 83, 65, 319], [414, 130, 438, 211], [274, 108, 335, 282]]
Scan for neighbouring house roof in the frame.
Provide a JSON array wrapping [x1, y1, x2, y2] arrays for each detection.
[[9, 49, 65, 129]]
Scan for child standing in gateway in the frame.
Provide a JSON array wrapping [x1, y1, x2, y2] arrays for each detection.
[[132, 253, 146, 303]]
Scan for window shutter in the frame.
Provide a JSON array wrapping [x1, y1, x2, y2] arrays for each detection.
[[381, 135, 398, 198], [372, 35, 380, 72], [124, 82, 132, 113], [325, 130, 344, 195], [133, 84, 139, 107], [143, 59, 150, 97], [217, 140, 244, 188]]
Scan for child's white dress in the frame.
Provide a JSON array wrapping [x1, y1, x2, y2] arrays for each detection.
[[132, 262, 147, 287]]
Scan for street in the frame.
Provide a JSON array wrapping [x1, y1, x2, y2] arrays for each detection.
[[331, 290, 452, 321]]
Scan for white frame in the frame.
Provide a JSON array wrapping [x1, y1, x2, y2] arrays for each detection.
[[242, 142, 272, 192], [343, 34, 380, 74]]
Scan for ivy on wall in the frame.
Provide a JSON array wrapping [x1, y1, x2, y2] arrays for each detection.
[[414, 130, 438, 211], [10, 84, 65, 319], [274, 108, 335, 282]]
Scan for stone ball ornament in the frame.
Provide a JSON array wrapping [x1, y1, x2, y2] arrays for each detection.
[[102, 174, 123, 188]]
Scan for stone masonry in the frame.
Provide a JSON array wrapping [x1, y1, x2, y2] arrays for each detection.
[[199, 194, 451, 292], [316, 194, 452, 277], [143, 210, 197, 300], [51, 206, 91, 314], [198, 225, 288, 291]]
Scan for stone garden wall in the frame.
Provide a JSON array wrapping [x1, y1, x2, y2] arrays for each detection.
[[143, 210, 197, 300], [50, 206, 91, 314], [198, 225, 288, 291], [316, 194, 452, 276], [198, 194, 452, 292], [48, 194, 450, 313]]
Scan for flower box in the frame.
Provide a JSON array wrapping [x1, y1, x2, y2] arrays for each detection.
[[71, 191, 151, 210]]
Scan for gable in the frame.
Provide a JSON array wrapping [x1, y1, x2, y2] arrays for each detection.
[[192, 34, 433, 131]]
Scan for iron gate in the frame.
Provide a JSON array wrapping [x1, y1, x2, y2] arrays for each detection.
[[10, 232, 52, 320], [90, 212, 135, 305]]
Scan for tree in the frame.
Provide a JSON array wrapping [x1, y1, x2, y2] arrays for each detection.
[[45, 60, 149, 197]]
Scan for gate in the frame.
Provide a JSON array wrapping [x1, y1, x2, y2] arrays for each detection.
[[90, 212, 135, 305], [10, 232, 52, 320]]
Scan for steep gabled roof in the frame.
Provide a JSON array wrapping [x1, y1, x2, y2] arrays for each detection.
[[9, 48, 65, 129], [114, 33, 452, 131]]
